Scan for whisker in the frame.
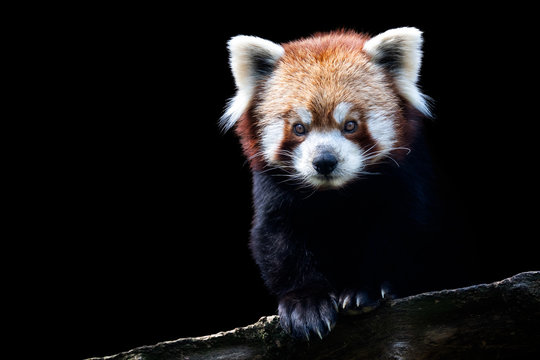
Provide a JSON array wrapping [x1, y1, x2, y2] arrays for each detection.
[[360, 143, 378, 157], [361, 146, 411, 168], [382, 154, 400, 167]]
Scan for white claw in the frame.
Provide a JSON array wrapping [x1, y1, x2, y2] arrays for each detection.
[[342, 295, 351, 309], [325, 318, 332, 332], [356, 292, 366, 307], [316, 328, 323, 340]]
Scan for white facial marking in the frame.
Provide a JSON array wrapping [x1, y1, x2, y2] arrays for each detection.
[[333, 102, 353, 125], [295, 107, 312, 125], [293, 130, 365, 188], [366, 110, 396, 153], [261, 118, 285, 163]]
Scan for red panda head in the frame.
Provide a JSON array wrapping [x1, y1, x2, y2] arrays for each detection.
[[221, 28, 431, 189]]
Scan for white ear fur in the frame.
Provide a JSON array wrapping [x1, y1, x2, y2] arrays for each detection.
[[364, 27, 431, 116], [220, 36, 284, 131]]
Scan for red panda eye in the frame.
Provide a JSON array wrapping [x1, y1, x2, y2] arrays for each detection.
[[344, 121, 358, 133], [293, 123, 306, 136]]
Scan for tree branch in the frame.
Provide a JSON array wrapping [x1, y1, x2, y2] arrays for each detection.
[[87, 271, 540, 360]]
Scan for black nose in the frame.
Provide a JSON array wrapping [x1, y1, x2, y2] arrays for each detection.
[[312, 152, 338, 175]]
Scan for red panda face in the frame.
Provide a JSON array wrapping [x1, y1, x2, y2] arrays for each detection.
[[222, 29, 430, 189]]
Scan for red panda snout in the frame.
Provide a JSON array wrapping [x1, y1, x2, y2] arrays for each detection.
[[290, 129, 366, 189], [312, 151, 338, 176]]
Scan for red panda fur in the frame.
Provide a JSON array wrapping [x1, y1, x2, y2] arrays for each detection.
[[221, 28, 465, 342], [236, 30, 419, 171]]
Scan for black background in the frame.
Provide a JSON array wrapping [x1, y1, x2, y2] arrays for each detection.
[[65, 5, 538, 359]]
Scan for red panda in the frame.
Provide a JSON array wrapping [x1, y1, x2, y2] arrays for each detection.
[[221, 28, 454, 340]]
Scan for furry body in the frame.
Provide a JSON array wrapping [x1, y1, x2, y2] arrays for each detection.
[[222, 28, 463, 339]]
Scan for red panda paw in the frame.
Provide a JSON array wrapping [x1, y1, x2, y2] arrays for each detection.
[[278, 289, 338, 340]]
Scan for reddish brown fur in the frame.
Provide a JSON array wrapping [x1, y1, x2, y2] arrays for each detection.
[[242, 30, 420, 169], [234, 111, 265, 171]]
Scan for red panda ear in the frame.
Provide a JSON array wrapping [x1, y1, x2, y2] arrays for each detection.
[[220, 36, 284, 132], [364, 27, 431, 117]]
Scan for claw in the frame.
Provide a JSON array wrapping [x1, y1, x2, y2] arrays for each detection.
[[278, 291, 338, 341], [356, 292, 366, 307], [341, 295, 351, 309], [380, 281, 394, 300]]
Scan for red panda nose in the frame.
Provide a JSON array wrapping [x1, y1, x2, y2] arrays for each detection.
[[312, 152, 338, 175]]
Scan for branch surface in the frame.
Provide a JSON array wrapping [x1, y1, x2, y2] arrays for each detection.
[[87, 271, 540, 360]]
